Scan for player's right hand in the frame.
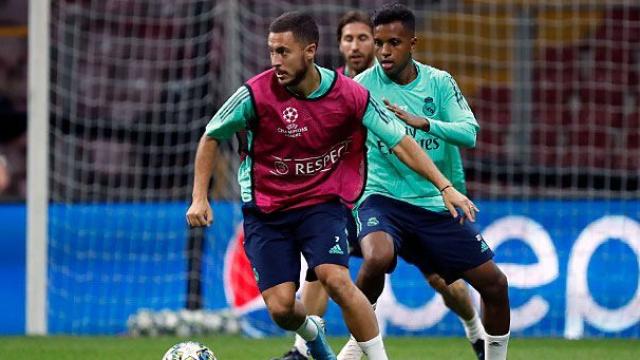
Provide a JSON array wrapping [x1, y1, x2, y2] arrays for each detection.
[[186, 199, 213, 227], [383, 99, 430, 131], [441, 186, 479, 224]]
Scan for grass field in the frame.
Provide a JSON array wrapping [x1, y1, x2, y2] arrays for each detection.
[[0, 335, 638, 359]]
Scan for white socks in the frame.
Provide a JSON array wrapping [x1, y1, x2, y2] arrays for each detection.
[[337, 302, 377, 360], [295, 316, 319, 342], [485, 331, 510, 360], [357, 334, 388, 360], [293, 334, 309, 357], [336, 335, 362, 360], [461, 312, 485, 343]]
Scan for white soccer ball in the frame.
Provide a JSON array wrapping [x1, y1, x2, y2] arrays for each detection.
[[162, 341, 217, 360]]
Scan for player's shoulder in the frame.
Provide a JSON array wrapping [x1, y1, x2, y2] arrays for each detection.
[[417, 62, 463, 96], [416, 61, 453, 83], [353, 65, 378, 84], [317, 64, 336, 79]]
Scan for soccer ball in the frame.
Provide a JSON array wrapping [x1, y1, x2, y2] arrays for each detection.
[[162, 341, 217, 360]]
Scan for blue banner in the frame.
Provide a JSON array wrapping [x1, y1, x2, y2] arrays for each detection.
[[227, 200, 640, 339], [1, 200, 639, 337]]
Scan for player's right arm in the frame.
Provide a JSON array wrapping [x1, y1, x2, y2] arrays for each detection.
[[186, 86, 254, 227], [362, 96, 478, 221], [383, 73, 478, 148]]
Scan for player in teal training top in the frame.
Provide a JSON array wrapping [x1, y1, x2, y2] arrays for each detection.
[[274, 9, 491, 360], [336, 4, 511, 360]]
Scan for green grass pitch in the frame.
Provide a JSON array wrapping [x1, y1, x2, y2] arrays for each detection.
[[0, 335, 638, 359]]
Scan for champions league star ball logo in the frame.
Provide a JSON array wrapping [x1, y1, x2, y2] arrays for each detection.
[[273, 160, 289, 175], [282, 107, 298, 123], [282, 107, 299, 130]]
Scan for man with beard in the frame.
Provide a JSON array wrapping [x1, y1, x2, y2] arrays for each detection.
[[335, 11, 376, 78], [187, 11, 478, 360], [275, 10, 489, 360]]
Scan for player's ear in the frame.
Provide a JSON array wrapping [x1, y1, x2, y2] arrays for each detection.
[[304, 42, 317, 61], [410, 36, 417, 52]]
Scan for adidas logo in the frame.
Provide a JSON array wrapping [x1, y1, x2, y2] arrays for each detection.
[[480, 241, 490, 253], [329, 244, 344, 255]]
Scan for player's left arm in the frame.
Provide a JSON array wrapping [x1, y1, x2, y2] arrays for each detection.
[[384, 73, 479, 148], [363, 97, 478, 221]]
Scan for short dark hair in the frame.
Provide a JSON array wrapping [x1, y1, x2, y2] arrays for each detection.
[[372, 3, 415, 34], [269, 11, 319, 46], [336, 10, 373, 42]]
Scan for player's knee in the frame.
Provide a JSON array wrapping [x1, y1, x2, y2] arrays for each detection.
[[362, 249, 394, 274], [495, 271, 509, 295], [322, 272, 351, 294], [427, 274, 448, 293], [483, 270, 509, 303], [265, 296, 296, 322], [320, 272, 354, 303]]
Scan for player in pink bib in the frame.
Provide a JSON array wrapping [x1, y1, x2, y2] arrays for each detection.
[[187, 11, 478, 360]]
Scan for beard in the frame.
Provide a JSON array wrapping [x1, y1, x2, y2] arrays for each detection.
[[348, 54, 374, 74], [284, 60, 308, 88]]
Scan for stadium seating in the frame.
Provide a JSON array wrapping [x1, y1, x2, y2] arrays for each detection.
[[532, 46, 579, 108], [532, 6, 639, 171], [471, 85, 512, 161]]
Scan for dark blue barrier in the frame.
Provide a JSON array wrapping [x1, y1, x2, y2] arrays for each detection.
[[1, 200, 638, 337], [0, 204, 26, 335]]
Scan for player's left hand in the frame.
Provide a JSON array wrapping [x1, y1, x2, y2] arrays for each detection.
[[384, 99, 430, 131], [441, 186, 479, 224]]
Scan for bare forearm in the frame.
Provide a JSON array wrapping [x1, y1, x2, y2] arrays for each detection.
[[392, 136, 451, 190], [192, 135, 219, 201]]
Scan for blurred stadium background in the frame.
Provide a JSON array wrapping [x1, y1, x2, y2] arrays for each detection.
[[1, 0, 639, 355]]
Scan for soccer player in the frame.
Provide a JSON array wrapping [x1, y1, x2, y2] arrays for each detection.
[[272, 12, 376, 360], [337, 4, 511, 360], [276, 10, 488, 360], [186, 11, 478, 360], [335, 11, 376, 78]]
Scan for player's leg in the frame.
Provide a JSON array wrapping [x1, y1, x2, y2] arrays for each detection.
[[354, 231, 395, 303], [297, 280, 330, 355], [274, 278, 330, 360], [262, 282, 308, 329], [462, 260, 510, 360], [302, 279, 330, 316], [337, 195, 405, 360], [426, 274, 486, 359], [351, 195, 401, 304], [275, 204, 356, 360], [300, 201, 388, 360], [427, 276, 475, 319], [243, 206, 335, 360], [336, 231, 394, 359], [315, 264, 386, 360], [264, 282, 330, 360], [407, 208, 510, 360]]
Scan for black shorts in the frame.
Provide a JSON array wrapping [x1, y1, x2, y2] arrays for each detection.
[[242, 201, 351, 292], [354, 194, 494, 284], [304, 206, 358, 282]]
